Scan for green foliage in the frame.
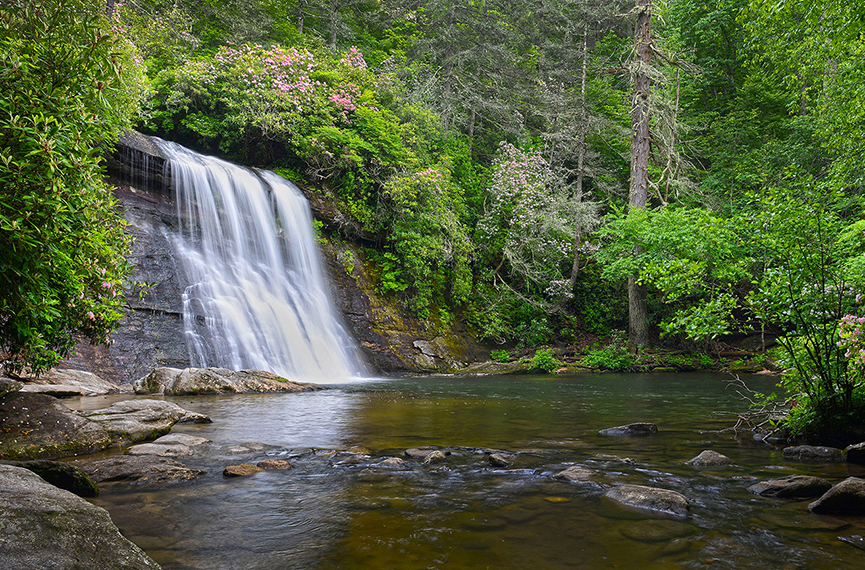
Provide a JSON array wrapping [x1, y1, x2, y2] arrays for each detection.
[[581, 331, 635, 371], [530, 348, 562, 374], [0, 0, 143, 374], [490, 349, 510, 363]]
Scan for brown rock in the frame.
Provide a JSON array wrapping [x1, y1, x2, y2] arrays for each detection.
[[685, 450, 734, 467], [223, 463, 263, 477], [554, 465, 593, 482], [257, 460, 292, 470]]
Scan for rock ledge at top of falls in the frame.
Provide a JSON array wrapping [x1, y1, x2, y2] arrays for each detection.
[[0, 465, 163, 570], [133, 367, 325, 396]]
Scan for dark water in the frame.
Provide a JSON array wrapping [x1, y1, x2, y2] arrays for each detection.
[[86, 373, 865, 569]]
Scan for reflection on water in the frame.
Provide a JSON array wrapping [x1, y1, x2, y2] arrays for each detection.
[[89, 374, 865, 570]]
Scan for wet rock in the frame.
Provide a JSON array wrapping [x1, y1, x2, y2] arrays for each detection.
[[489, 452, 515, 468], [599, 423, 658, 436], [134, 367, 324, 396], [76, 455, 204, 484], [685, 450, 734, 467], [748, 475, 833, 498], [151, 433, 210, 447], [380, 457, 407, 469], [809, 477, 865, 515], [223, 463, 263, 477], [0, 465, 162, 570], [845, 442, 865, 465], [423, 450, 448, 465], [553, 465, 593, 482], [604, 484, 690, 518], [80, 399, 211, 444], [782, 445, 846, 462], [257, 459, 292, 470], [2, 459, 99, 498], [126, 433, 210, 458], [0, 377, 22, 397], [840, 536, 865, 551], [404, 447, 439, 459]]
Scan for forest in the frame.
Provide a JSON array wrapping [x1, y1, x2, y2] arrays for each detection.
[[2, 0, 865, 440]]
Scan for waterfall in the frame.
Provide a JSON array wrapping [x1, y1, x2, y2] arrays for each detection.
[[154, 139, 366, 382]]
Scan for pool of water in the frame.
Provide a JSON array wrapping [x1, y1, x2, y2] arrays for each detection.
[[86, 373, 865, 569]]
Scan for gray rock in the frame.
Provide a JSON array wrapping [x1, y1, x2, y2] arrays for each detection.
[[748, 475, 833, 498], [0, 465, 162, 569], [553, 465, 593, 482], [134, 367, 324, 395], [783, 445, 846, 462], [489, 452, 515, 468], [3, 459, 99, 498], [604, 484, 690, 518], [151, 433, 210, 447], [127, 443, 196, 457], [845, 442, 865, 465], [380, 457, 407, 469], [29, 368, 122, 395], [0, 377, 22, 397], [19, 384, 87, 398], [423, 450, 448, 465], [76, 454, 204, 484], [404, 447, 438, 459], [809, 477, 865, 514], [599, 422, 658, 436], [685, 450, 734, 466], [80, 399, 211, 444]]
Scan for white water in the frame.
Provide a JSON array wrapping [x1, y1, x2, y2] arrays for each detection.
[[156, 139, 366, 382]]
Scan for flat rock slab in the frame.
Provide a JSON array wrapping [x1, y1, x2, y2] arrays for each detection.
[[75, 454, 205, 485], [599, 423, 658, 436], [134, 367, 325, 395], [23, 368, 124, 396], [0, 465, 162, 569], [685, 450, 734, 467], [605, 484, 690, 518], [554, 465, 593, 482], [782, 445, 846, 462], [809, 477, 865, 515], [18, 384, 88, 398], [748, 475, 833, 498]]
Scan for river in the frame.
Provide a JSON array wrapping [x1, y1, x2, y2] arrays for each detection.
[[80, 373, 865, 569]]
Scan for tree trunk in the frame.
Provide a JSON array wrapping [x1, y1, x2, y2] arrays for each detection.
[[628, 0, 652, 351], [569, 19, 589, 291], [328, 0, 339, 49], [297, 0, 305, 34]]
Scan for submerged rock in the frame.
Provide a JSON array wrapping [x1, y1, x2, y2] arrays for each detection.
[[782, 445, 846, 462], [0, 465, 162, 569], [604, 484, 690, 518], [134, 367, 324, 396], [748, 475, 833, 498], [685, 450, 734, 467], [599, 423, 658, 436], [809, 477, 865, 515], [223, 463, 263, 477]]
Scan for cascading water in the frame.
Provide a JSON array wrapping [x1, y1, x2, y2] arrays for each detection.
[[155, 139, 366, 382]]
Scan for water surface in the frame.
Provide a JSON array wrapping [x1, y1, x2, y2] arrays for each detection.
[[90, 373, 865, 569]]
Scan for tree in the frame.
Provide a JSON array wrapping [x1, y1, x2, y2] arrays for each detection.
[[0, 0, 144, 374]]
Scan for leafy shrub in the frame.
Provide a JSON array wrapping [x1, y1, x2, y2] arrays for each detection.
[[581, 331, 635, 371], [490, 349, 510, 363], [530, 348, 562, 374]]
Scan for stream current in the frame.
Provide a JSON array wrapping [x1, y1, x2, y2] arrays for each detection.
[[77, 372, 865, 570]]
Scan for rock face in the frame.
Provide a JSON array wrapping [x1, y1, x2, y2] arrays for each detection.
[[0, 392, 210, 461], [809, 477, 865, 514], [604, 484, 690, 518], [748, 475, 833, 498], [782, 445, 846, 462], [685, 450, 734, 467], [133, 367, 324, 395], [0, 465, 162, 569], [599, 423, 659, 436]]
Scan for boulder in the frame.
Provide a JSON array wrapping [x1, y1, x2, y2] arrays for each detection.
[[126, 433, 210, 458], [553, 465, 593, 482], [599, 422, 658, 436], [845, 442, 865, 465], [404, 447, 440, 459], [748, 475, 833, 498], [76, 455, 205, 485], [489, 452, 515, 468], [782, 445, 846, 462], [24, 368, 124, 396], [3, 459, 99, 498], [134, 367, 324, 396], [0, 377, 22, 397], [0, 465, 162, 569], [223, 463, 263, 477], [604, 484, 690, 518], [380, 457, 407, 469], [809, 477, 865, 515], [80, 399, 211, 444], [685, 450, 734, 467], [423, 450, 448, 465]]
